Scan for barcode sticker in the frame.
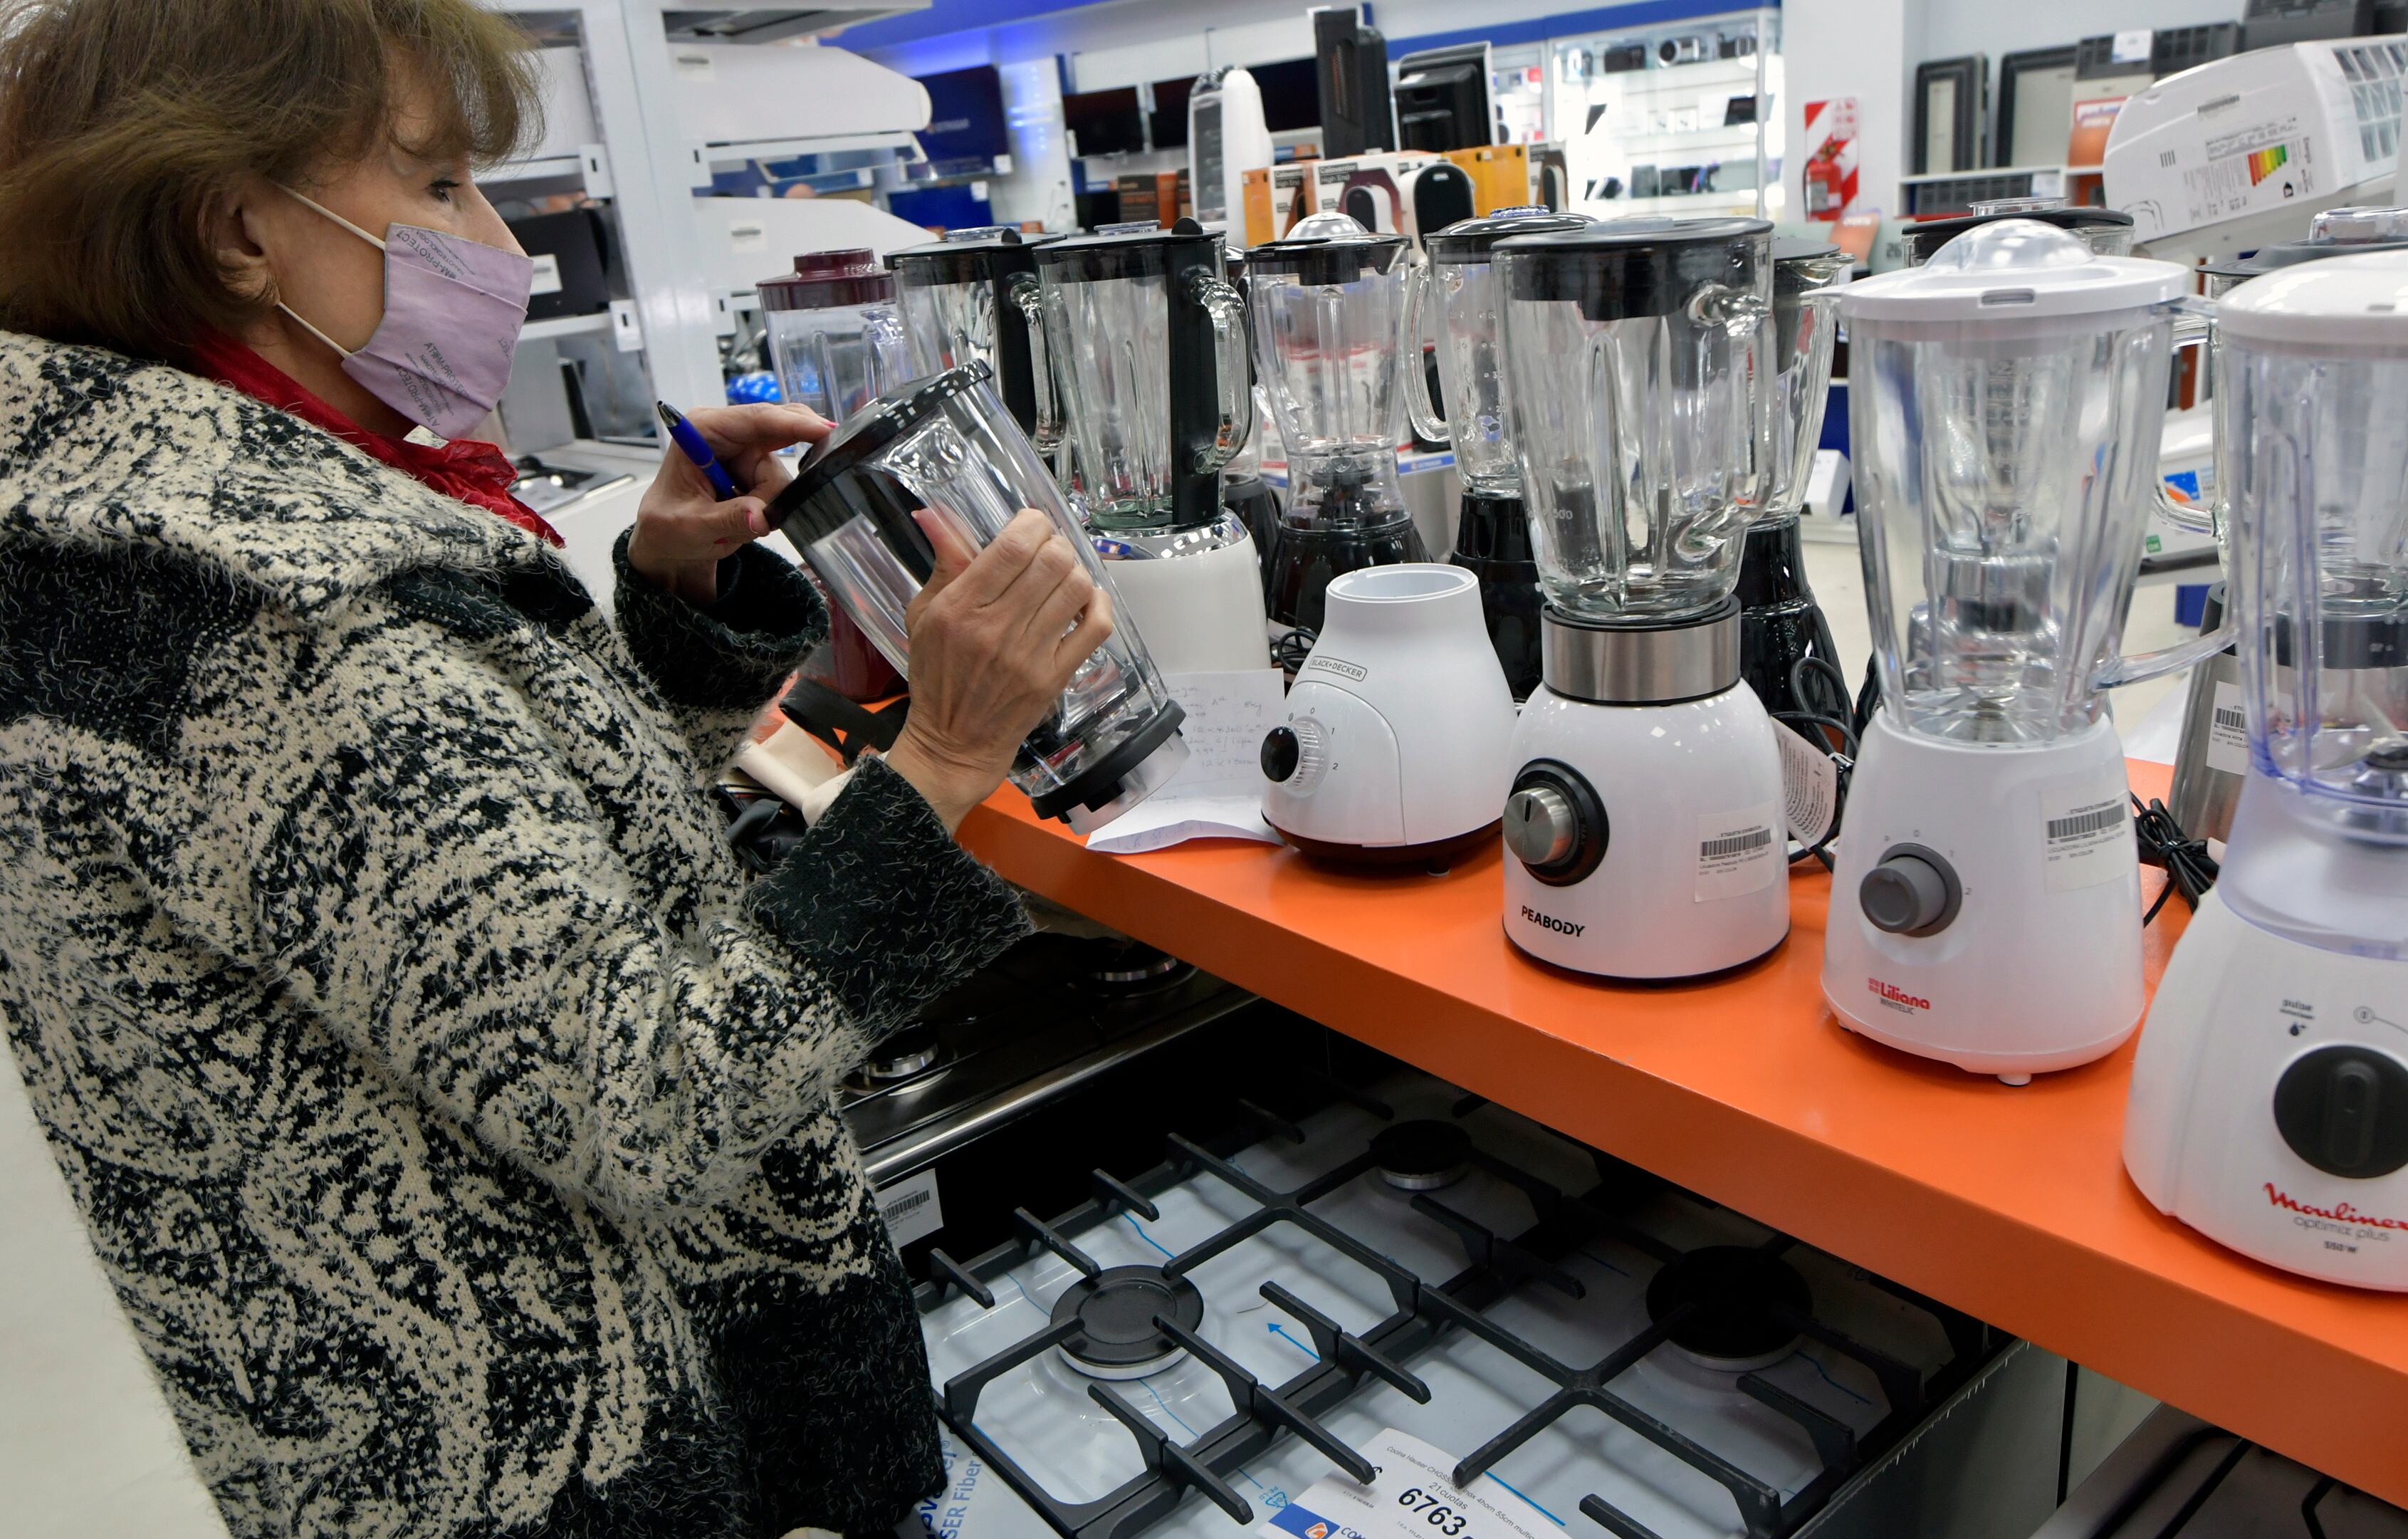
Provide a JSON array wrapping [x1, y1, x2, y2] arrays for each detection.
[[1696, 803, 1781, 903], [2041, 779, 2134, 894], [2204, 678, 2251, 775], [876, 1169, 943, 1247]]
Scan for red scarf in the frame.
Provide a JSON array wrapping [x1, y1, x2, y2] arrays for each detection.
[[189, 334, 562, 547]]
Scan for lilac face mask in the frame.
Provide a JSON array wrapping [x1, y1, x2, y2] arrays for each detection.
[[277, 187, 533, 439]]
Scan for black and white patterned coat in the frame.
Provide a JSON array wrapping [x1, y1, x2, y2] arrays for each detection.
[[0, 333, 1030, 1538]]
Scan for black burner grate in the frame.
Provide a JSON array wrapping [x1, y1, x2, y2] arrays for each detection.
[[916, 1089, 1995, 1539]]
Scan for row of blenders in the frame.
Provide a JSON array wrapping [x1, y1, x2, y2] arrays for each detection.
[[2127, 247, 2408, 1293], [2163, 207, 2408, 846], [1492, 218, 1797, 981], [1822, 221, 2228, 1083], [1408, 205, 1592, 699]]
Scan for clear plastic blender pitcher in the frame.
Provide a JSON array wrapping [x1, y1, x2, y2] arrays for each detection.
[[888, 227, 1063, 444], [1405, 206, 1592, 496], [757, 249, 911, 424], [1841, 220, 2227, 744], [1763, 240, 1851, 521], [2216, 252, 2408, 951], [1492, 216, 1776, 620], [765, 362, 1188, 832], [1032, 221, 1251, 535]]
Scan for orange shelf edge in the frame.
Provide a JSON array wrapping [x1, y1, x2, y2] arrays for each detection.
[[959, 760, 2408, 1505]]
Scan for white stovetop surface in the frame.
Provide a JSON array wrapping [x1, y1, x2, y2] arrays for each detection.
[[917, 1080, 1956, 1539]]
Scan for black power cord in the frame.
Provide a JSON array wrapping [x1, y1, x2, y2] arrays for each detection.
[[2131, 793, 2219, 925], [1771, 654, 1858, 871]]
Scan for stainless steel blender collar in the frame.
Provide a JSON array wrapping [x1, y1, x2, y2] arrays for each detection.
[[1540, 600, 1744, 706], [1494, 216, 1770, 318]]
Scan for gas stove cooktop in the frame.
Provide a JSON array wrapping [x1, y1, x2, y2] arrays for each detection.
[[909, 1073, 2011, 1539]]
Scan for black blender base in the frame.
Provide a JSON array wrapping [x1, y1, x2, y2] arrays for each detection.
[[1450, 489, 1542, 699], [1265, 521, 1429, 634], [1736, 517, 1845, 738], [1269, 818, 1500, 874]]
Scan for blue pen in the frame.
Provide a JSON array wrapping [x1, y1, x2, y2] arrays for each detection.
[[656, 400, 741, 501]]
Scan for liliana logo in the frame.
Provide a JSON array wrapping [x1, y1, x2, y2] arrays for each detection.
[[1866, 976, 1930, 1013], [2264, 1183, 2408, 1231]]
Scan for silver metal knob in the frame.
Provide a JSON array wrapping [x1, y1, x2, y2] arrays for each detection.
[[1504, 786, 1579, 869]]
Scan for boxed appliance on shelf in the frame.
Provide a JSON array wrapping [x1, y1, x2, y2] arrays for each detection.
[[1554, 6, 1784, 221]]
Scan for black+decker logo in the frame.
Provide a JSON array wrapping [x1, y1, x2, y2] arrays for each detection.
[[1519, 905, 1585, 937], [1867, 976, 1930, 1013]]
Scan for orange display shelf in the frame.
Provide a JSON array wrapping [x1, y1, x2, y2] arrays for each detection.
[[958, 761, 2408, 1504]]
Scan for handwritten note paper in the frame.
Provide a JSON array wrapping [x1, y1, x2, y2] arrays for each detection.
[[1086, 669, 1287, 855]]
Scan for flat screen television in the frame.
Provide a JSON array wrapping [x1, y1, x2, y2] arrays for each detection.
[[1250, 58, 1320, 133], [1149, 75, 1194, 150], [1063, 86, 1145, 158], [914, 66, 1009, 165]]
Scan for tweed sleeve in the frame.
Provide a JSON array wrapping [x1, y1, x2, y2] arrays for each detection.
[[612, 527, 828, 767], [126, 598, 1027, 1217]]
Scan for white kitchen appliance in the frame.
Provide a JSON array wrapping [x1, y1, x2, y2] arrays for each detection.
[[1257, 564, 1515, 864], [1187, 66, 1273, 238], [1824, 221, 2229, 1084], [2103, 37, 2405, 266], [1492, 219, 1791, 980], [2125, 252, 2408, 1290]]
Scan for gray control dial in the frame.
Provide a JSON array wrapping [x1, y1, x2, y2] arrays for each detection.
[[1504, 786, 1579, 868], [1860, 842, 1962, 937], [1503, 761, 1607, 887]]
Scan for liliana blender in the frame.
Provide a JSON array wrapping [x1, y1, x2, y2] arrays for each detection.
[[1245, 212, 1428, 643], [2124, 253, 2408, 1290], [766, 363, 1189, 834], [1824, 221, 2229, 1084], [1492, 217, 1792, 980], [1035, 220, 1270, 675], [1405, 205, 1592, 699]]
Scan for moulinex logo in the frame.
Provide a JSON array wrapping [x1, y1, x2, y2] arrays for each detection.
[[1867, 977, 1930, 1013], [2265, 1183, 2408, 1231]]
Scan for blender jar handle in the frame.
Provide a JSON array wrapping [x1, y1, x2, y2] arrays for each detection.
[[2153, 299, 2219, 536], [1187, 270, 1254, 474], [865, 306, 911, 402], [1010, 274, 1065, 453], [2094, 610, 2238, 692], [1402, 261, 1451, 444]]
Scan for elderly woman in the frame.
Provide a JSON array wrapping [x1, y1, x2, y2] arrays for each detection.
[[0, 1, 1109, 1535]]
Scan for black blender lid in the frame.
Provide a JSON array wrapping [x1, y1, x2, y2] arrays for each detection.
[[766, 361, 991, 531], [1901, 207, 2131, 264], [1245, 212, 1408, 283], [2205, 235, 2408, 282], [1774, 236, 1847, 294], [1495, 216, 1771, 318], [1424, 206, 1591, 262], [887, 226, 1062, 284], [1036, 217, 1223, 281]]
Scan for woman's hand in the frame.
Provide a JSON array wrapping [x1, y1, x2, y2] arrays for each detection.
[[884, 509, 1115, 833], [627, 402, 831, 605]]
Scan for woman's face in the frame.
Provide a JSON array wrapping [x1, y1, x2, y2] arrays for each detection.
[[246, 72, 523, 359]]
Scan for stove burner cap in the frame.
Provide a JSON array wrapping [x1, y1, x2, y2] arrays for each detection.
[[1050, 1266, 1205, 1379], [1371, 1120, 1474, 1191], [1085, 942, 1192, 992], [1645, 1247, 1811, 1370]]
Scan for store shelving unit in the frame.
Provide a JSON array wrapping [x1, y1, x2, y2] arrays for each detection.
[[1551, 8, 1783, 221]]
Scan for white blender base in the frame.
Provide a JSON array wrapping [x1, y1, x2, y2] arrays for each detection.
[[1822, 715, 2145, 1082], [1503, 685, 1789, 980], [2126, 890, 2408, 1290]]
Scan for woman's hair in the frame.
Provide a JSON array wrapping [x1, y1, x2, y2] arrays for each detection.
[[0, 0, 540, 358]]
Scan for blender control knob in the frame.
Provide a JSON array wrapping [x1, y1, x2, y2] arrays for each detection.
[[1504, 787, 1579, 868], [1860, 845, 1961, 937], [1261, 720, 1326, 791], [2275, 1045, 2408, 1179], [1504, 762, 1607, 885]]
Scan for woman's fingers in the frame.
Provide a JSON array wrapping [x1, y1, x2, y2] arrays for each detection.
[[952, 510, 1052, 607], [1019, 557, 1097, 650], [684, 402, 830, 456], [647, 497, 768, 559], [1049, 585, 1114, 677], [910, 510, 980, 607]]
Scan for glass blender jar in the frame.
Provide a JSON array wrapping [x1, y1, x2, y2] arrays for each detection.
[[1490, 217, 1793, 980], [1824, 219, 2226, 1082], [756, 249, 911, 424], [1032, 220, 1266, 674], [2126, 251, 2408, 1291], [1735, 238, 1851, 739], [1900, 199, 2137, 266], [887, 226, 1063, 442], [1406, 205, 1592, 698], [1245, 212, 1425, 640], [765, 362, 1188, 833]]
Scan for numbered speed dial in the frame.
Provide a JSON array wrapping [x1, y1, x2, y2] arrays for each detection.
[[1260, 717, 1328, 793]]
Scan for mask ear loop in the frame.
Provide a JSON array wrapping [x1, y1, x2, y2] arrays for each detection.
[[273, 185, 388, 360]]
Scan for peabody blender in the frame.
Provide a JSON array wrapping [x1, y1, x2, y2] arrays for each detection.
[[2125, 253, 2408, 1290], [1492, 217, 1792, 980], [1825, 221, 2227, 1083]]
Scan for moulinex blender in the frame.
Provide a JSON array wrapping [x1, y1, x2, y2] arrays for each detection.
[[2125, 252, 2408, 1289], [1824, 221, 2229, 1083], [1492, 217, 1792, 980]]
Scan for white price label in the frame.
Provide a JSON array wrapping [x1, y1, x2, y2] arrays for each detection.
[[2112, 28, 2155, 63], [876, 1168, 943, 1247], [1774, 724, 1840, 850], [2039, 778, 2135, 894], [528, 252, 562, 296], [2204, 677, 2250, 776], [1695, 802, 1781, 903], [1256, 1429, 1549, 1539]]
